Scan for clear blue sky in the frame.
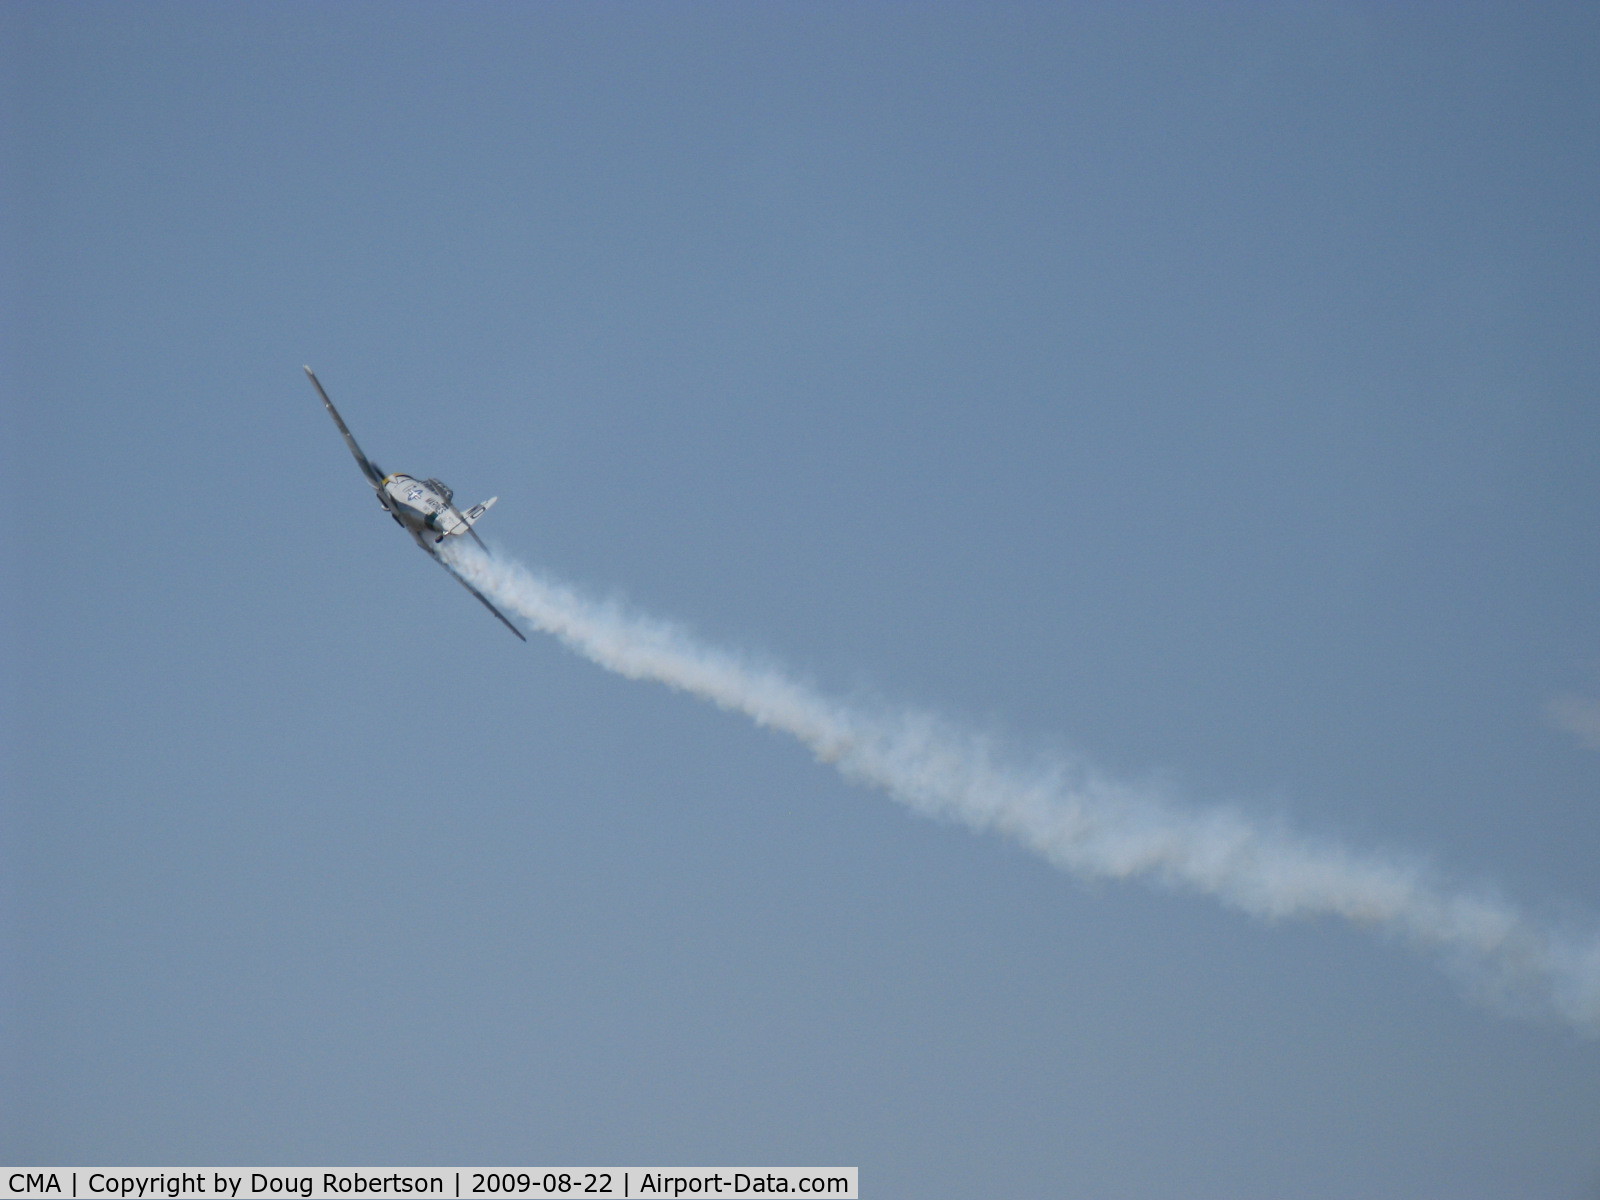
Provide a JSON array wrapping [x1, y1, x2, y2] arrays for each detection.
[[7, 3, 1599, 1196]]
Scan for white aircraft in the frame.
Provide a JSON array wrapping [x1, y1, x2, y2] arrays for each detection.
[[305, 366, 526, 641]]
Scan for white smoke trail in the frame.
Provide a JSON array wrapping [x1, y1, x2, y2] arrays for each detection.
[[445, 542, 1600, 1033]]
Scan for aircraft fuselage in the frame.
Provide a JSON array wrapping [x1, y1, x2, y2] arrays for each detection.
[[372, 471, 497, 549], [380, 472, 451, 538]]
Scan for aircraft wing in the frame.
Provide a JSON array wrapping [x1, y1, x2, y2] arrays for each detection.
[[304, 366, 386, 489], [432, 551, 528, 641]]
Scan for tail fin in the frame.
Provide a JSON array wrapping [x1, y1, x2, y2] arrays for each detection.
[[458, 496, 498, 551]]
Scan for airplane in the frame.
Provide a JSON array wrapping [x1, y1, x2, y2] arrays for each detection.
[[304, 366, 526, 641]]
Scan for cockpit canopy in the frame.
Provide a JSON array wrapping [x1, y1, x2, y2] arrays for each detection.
[[422, 478, 454, 504]]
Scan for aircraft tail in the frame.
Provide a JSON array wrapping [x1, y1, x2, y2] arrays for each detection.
[[432, 496, 500, 546]]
